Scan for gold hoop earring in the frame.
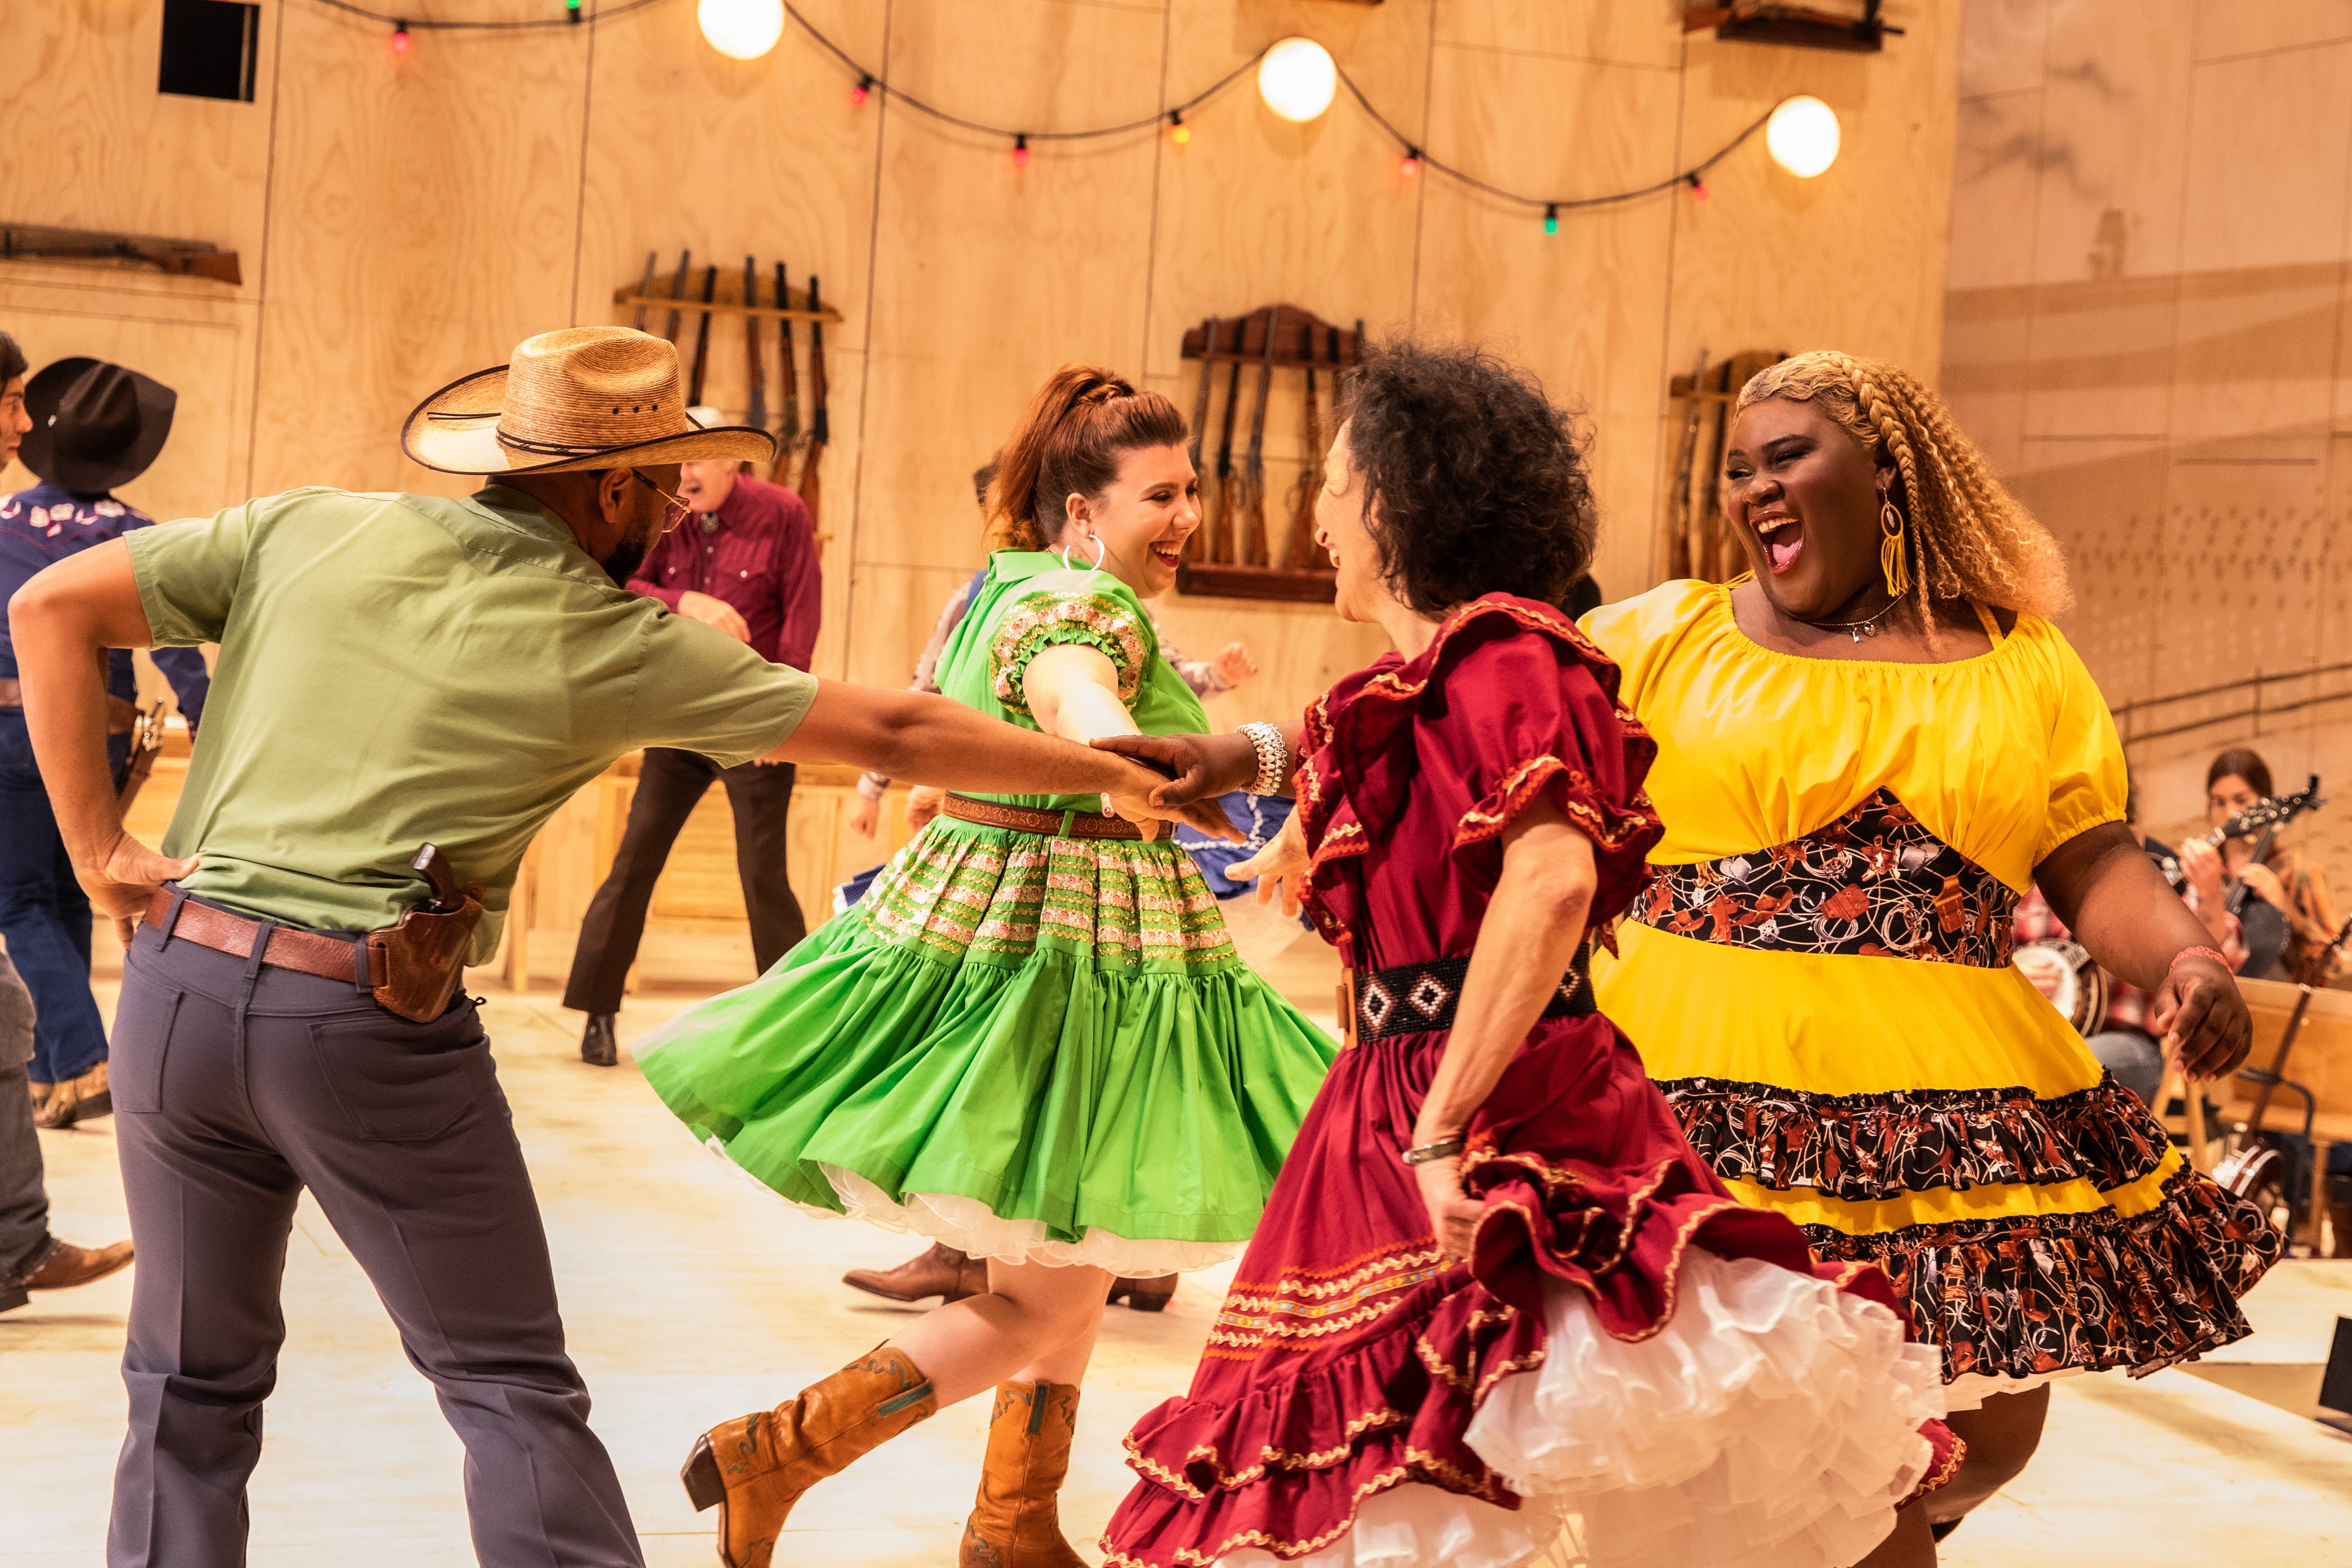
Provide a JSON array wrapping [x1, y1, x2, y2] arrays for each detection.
[[1878, 498, 1911, 599]]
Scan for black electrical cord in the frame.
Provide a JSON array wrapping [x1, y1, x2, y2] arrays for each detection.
[[305, 0, 661, 30], [301, 0, 1787, 212]]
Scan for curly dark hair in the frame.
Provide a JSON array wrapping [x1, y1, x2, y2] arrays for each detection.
[[1335, 340, 1594, 614]]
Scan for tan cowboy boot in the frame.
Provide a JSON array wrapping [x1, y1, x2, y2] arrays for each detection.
[[33, 1060, 109, 1129], [681, 1345, 937, 1568], [959, 1381, 1088, 1568]]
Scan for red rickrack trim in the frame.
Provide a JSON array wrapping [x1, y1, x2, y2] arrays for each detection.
[[1899, 1425, 1968, 1510], [1451, 753, 1661, 857]]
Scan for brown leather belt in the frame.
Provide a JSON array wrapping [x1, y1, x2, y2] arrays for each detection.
[[0, 677, 141, 734], [143, 889, 387, 987], [942, 793, 1143, 841]]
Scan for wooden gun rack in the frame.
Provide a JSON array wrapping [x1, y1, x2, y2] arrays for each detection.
[[1177, 304, 1362, 604], [612, 274, 843, 324]]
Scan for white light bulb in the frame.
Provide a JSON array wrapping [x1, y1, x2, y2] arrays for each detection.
[[1766, 95, 1840, 178], [698, 0, 784, 61], [1258, 37, 1337, 124]]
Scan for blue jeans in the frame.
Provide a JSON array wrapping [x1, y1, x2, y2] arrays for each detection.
[[0, 709, 114, 1083]]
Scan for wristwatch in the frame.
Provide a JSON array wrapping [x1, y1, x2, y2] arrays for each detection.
[[1237, 721, 1292, 797]]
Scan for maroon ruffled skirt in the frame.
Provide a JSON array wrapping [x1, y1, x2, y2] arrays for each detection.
[[1102, 1015, 1957, 1568]]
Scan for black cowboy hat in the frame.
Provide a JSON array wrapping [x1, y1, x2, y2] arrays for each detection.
[[21, 357, 177, 493]]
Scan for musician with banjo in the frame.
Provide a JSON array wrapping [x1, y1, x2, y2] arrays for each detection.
[[2175, 748, 2341, 984]]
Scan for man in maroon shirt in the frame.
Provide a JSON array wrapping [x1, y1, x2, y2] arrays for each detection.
[[563, 410, 823, 1065]]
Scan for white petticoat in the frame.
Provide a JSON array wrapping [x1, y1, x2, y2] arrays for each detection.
[[693, 1134, 1246, 1274], [1215, 1251, 1947, 1568], [1943, 1366, 2085, 1412], [822, 1164, 1246, 1275]]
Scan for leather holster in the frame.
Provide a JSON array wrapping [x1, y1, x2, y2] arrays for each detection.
[[365, 885, 484, 1023]]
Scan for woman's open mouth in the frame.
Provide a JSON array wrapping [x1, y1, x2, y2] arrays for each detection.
[[1755, 515, 1803, 574], [1148, 540, 1185, 568]]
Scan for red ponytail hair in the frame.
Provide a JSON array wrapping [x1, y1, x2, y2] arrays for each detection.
[[987, 364, 1187, 550]]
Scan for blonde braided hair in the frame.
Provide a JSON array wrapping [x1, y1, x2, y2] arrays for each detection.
[[1736, 350, 2070, 625]]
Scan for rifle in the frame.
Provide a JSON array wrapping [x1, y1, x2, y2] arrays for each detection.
[[775, 262, 801, 462], [1, 224, 241, 285], [800, 275, 830, 528], [1284, 315, 1324, 570], [662, 249, 692, 344], [115, 701, 167, 813], [631, 250, 658, 332], [744, 255, 767, 433], [1187, 317, 1217, 479], [1240, 306, 1281, 565], [1211, 318, 1245, 564], [687, 264, 718, 407]]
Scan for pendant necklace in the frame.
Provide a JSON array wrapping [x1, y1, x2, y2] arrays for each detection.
[[1804, 590, 1909, 644]]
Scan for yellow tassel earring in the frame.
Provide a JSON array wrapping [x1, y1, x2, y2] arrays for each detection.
[[1878, 497, 1911, 599]]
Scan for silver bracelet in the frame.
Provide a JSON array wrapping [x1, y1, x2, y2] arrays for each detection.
[[1401, 1133, 1466, 1166], [1237, 721, 1292, 796]]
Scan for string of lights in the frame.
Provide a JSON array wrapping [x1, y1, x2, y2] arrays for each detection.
[[304, 0, 1837, 225]]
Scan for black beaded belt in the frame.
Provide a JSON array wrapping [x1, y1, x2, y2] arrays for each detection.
[[1347, 948, 1594, 1045]]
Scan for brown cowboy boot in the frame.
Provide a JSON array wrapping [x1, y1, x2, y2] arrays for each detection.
[[682, 1345, 937, 1568], [1104, 1274, 1176, 1312], [33, 1060, 109, 1129], [843, 1242, 989, 1304], [958, 1381, 1088, 1568]]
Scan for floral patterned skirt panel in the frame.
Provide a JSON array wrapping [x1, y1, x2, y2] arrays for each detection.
[[1596, 790, 2282, 1388]]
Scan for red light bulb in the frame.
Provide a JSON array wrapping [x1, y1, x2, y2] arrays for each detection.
[[851, 75, 872, 106], [1400, 154, 1420, 179], [1687, 173, 1709, 201], [1013, 134, 1030, 169], [391, 21, 410, 54]]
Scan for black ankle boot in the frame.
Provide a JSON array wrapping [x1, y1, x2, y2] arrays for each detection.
[[581, 1013, 619, 1067]]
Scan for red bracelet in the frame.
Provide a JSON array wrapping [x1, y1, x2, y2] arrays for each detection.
[[2169, 946, 2231, 976]]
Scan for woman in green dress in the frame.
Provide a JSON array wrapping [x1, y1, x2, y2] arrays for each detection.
[[639, 365, 1338, 1568]]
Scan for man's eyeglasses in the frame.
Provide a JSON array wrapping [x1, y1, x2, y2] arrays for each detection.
[[630, 469, 691, 531]]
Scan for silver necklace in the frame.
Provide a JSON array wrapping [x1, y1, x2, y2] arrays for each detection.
[[1803, 590, 1909, 644]]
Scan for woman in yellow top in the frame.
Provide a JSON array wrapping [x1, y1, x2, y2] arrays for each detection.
[[1582, 350, 2279, 1561]]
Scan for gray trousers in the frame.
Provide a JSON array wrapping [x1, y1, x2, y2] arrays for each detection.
[[0, 949, 54, 1300], [108, 903, 642, 1567]]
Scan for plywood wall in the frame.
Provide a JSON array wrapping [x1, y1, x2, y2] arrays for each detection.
[[1943, 0, 2352, 892], [3, 0, 1958, 734]]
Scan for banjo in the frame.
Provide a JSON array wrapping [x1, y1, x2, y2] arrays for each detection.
[[2013, 938, 2108, 1035], [2147, 774, 2324, 892]]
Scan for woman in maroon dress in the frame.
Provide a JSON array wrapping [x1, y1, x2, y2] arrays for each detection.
[[1097, 344, 1953, 1568]]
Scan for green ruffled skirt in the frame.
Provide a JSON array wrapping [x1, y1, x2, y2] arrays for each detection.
[[636, 816, 1338, 1272]]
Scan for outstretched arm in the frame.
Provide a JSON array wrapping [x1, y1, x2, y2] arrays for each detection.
[[2038, 821, 2250, 1079], [9, 540, 197, 939], [769, 675, 1236, 840]]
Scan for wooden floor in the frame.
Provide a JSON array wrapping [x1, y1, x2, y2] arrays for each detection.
[[5, 955, 2350, 1565]]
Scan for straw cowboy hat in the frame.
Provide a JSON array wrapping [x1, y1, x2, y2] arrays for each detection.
[[22, 358, 177, 493], [401, 326, 772, 475]]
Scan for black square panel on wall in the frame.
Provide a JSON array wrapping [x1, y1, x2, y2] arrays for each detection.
[[159, 0, 260, 103]]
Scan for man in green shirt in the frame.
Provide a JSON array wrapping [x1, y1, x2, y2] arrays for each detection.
[[7, 326, 1209, 1567]]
